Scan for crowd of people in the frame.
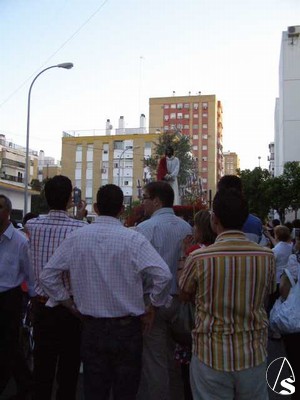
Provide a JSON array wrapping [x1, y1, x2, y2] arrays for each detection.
[[1, 173, 300, 400]]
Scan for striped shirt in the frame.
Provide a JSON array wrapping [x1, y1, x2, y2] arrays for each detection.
[[40, 216, 172, 317], [25, 211, 87, 297], [136, 208, 192, 294], [179, 230, 276, 372]]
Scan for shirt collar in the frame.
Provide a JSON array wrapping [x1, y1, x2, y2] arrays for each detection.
[[95, 215, 122, 225], [215, 230, 247, 242], [1, 222, 14, 240], [151, 207, 175, 218]]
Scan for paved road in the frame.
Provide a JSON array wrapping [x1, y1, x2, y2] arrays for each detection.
[[1, 337, 293, 400]]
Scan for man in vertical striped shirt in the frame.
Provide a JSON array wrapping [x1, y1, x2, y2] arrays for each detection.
[[25, 175, 87, 400], [180, 188, 276, 400]]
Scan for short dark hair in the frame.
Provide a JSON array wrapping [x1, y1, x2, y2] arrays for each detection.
[[213, 188, 249, 230], [274, 225, 291, 242], [44, 175, 72, 210], [0, 194, 12, 213], [96, 184, 123, 217], [217, 175, 242, 192], [144, 181, 174, 207]]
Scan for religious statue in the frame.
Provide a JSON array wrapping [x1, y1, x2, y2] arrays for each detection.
[[157, 146, 180, 205]]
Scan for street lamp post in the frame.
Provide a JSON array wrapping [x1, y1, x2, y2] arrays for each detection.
[[117, 146, 139, 187], [258, 156, 261, 168], [24, 62, 73, 216]]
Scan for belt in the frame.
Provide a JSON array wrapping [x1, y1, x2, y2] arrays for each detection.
[[83, 315, 140, 324], [36, 295, 49, 304]]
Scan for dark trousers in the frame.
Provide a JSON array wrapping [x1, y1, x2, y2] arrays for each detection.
[[81, 316, 143, 400], [32, 302, 81, 400], [282, 333, 300, 400], [0, 286, 32, 395]]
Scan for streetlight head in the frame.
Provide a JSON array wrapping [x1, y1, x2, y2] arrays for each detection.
[[57, 62, 73, 69]]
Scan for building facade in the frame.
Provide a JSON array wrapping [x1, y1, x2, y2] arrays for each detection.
[[149, 94, 223, 196], [61, 116, 159, 213], [275, 25, 300, 176], [223, 151, 240, 175]]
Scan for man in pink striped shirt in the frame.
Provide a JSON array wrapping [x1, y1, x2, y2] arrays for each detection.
[[180, 188, 276, 400]]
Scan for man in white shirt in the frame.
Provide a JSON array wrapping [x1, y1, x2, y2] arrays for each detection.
[[40, 184, 172, 400]]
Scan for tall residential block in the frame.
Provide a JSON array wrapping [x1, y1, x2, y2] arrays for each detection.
[[149, 94, 223, 196], [61, 115, 159, 213], [275, 25, 300, 176], [223, 151, 240, 175]]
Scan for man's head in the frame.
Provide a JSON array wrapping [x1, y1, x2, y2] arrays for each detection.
[[211, 188, 249, 234], [94, 184, 124, 217], [142, 181, 174, 216], [0, 194, 12, 233], [165, 146, 174, 158], [44, 175, 73, 210], [217, 175, 242, 192]]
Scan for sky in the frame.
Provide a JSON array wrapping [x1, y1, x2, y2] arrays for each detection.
[[1, 0, 299, 170]]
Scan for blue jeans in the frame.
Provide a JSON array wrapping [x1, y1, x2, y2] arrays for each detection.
[[81, 316, 143, 400]]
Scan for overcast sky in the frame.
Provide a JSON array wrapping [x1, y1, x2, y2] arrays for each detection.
[[1, 0, 299, 170]]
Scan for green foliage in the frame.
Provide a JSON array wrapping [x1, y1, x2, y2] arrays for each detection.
[[238, 162, 300, 222], [144, 130, 194, 186]]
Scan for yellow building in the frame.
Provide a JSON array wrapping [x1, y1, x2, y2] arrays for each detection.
[[61, 126, 159, 213], [149, 94, 223, 197], [223, 151, 240, 175]]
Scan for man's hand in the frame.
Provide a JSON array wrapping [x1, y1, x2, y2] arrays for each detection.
[[75, 200, 87, 220], [60, 298, 83, 320], [141, 304, 157, 334]]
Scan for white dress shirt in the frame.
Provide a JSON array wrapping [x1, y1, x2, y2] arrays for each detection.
[[40, 216, 172, 317]]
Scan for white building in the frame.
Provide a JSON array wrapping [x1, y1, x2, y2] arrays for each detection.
[[275, 25, 300, 176]]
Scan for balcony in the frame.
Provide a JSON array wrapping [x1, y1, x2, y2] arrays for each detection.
[[0, 173, 24, 183]]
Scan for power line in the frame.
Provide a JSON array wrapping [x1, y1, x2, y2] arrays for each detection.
[[0, 0, 110, 109]]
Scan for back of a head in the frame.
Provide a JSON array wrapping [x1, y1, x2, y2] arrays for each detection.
[[144, 181, 174, 207], [217, 175, 242, 192], [274, 225, 291, 242], [194, 210, 217, 244], [213, 188, 249, 230], [0, 194, 12, 214], [45, 175, 72, 210], [96, 184, 124, 217]]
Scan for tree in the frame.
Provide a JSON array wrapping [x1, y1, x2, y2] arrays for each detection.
[[238, 167, 272, 221]]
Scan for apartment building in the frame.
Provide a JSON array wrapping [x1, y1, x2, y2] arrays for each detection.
[[61, 115, 159, 213], [149, 94, 223, 196], [223, 151, 240, 175], [275, 25, 300, 176]]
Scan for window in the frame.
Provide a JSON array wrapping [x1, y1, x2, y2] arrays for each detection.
[[124, 180, 129, 186], [202, 145, 208, 150], [170, 104, 176, 109], [164, 104, 169, 109], [164, 126, 169, 131], [202, 167, 207, 172], [184, 103, 190, 109], [192, 124, 199, 129], [177, 113, 183, 119], [202, 113, 208, 118], [202, 102, 208, 110], [193, 103, 199, 110], [193, 145, 198, 150], [102, 161, 109, 169], [87, 144, 93, 162], [177, 103, 183, 109], [114, 141, 124, 150], [193, 135, 198, 140], [76, 145, 82, 162], [202, 124, 208, 129], [184, 124, 189, 129], [145, 142, 151, 149], [164, 115, 169, 121], [184, 114, 189, 119], [177, 124, 183, 129], [102, 179, 108, 185], [202, 134, 208, 139], [202, 156, 207, 161], [87, 162, 93, 169], [193, 114, 198, 119], [76, 162, 82, 169], [170, 113, 176, 119]]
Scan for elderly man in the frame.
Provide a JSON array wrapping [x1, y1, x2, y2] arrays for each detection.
[[0, 194, 35, 398], [180, 188, 276, 400], [40, 184, 172, 400]]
